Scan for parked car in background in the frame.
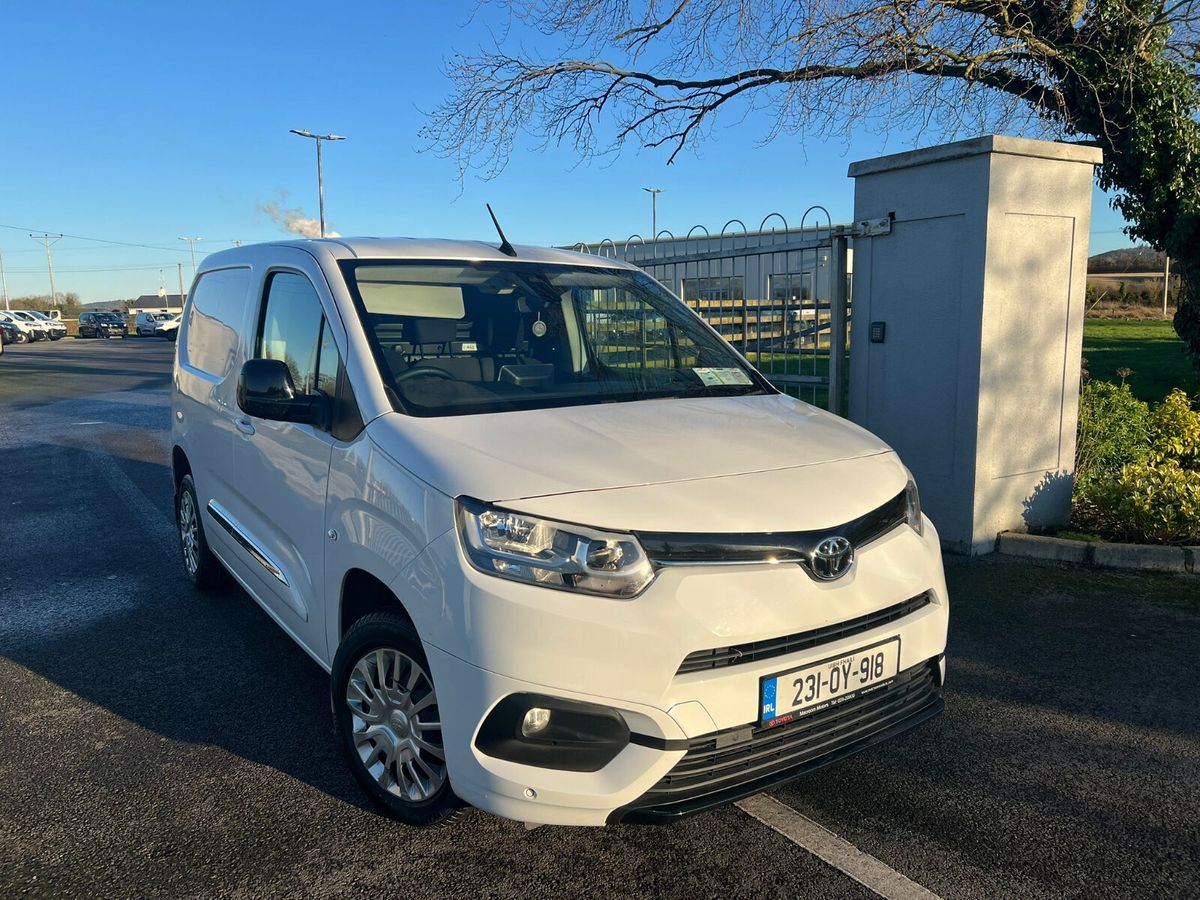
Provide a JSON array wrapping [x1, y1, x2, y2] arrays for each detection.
[[154, 314, 181, 341], [0, 311, 41, 343], [0, 320, 17, 349], [172, 238, 949, 829], [78, 311, 129, 338], [6, 310, 54, 341], [19, 309, 67, 340], [135, 311, 175, 336]]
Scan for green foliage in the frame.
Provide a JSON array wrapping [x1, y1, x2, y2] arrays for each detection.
[[1074, 384, 1200, 543], [1149, 389, 1200, 468], [1055, 0, 1200, 374], [1074, 462, 1200, 545], [1075, 380, 1152, 482]]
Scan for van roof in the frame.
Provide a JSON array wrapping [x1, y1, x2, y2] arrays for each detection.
[[198, 237, 634, 272]]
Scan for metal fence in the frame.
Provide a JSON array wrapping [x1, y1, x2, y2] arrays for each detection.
[[571, 210, 853, 414]]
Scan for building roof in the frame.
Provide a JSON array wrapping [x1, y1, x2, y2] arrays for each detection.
[[130, 294, 184, 309]]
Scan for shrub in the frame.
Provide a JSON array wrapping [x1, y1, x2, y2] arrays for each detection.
[[1074, 381, 1152, 482], [1149, 389, 1200, 468], [1074, 462, 1200, 544]]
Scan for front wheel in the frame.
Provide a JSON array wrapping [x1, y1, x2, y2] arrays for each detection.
[[15, 331, 29, 344], [332, 614, 464, 828]]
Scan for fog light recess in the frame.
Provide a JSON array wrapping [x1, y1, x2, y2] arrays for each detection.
[[476, 693, 631, 773]]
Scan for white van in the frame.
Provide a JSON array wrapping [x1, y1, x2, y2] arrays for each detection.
[[18, 309, 68, 340], [135, 311, 175, 336], [0, 311, 44, 343], [171, 238, 949, 828]]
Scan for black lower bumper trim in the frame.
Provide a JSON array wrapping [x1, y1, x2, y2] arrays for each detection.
[[609, 663, 943, 824]]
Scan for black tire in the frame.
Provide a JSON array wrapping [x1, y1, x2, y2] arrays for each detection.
[[176, 473, 227, 591], [332, 614, 465, 828], [15, 331, 28, 344]]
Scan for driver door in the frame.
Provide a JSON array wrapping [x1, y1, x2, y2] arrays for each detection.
[[224, 259, 342, 661]]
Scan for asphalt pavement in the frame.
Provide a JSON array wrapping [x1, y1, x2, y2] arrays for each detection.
[[1, 338, 1197, 899]]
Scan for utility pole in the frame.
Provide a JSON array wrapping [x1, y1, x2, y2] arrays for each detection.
[[0, 246, 9, 310], [178, 263, 186, 305], [643, 187, 664, 238], [178, 236, 202, 276], [29, 233, 63, 306], [290, 129, 346, 237], [1163, 255, 1172, 316]]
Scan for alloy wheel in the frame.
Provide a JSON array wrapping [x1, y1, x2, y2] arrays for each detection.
[[178, 490, 200, 576], [345, 648, 447, 802]]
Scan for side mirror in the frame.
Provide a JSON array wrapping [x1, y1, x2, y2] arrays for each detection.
[[237, 358, 328, 427]]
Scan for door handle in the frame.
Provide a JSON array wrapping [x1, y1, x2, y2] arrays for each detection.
[[235, 417, 256, 436]]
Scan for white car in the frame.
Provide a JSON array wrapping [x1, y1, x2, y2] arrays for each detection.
[[19, 309, 68, 340], [171, 238, 949, 828], [135, 311, 176, 336], [0, 311, 43, 343], [154, 314, 181, 340]]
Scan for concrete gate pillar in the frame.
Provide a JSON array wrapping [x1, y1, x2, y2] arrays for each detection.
[[847, 135, 1103, 554]]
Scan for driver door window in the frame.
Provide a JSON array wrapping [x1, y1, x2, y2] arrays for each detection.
[[258, 272, 324, 396]]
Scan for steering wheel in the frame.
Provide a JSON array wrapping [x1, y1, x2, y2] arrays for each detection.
[[396, 365, 457, 384]]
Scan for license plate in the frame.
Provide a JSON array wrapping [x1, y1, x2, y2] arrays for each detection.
[[759, 637, 901, 728]]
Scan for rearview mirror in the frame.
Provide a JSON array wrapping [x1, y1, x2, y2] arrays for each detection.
[[237, 358, 327, 427]]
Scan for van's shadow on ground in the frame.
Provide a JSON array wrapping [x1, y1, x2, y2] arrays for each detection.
[[0, 440, 373, 812]]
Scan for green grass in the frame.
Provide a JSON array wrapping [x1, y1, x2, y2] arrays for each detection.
[[1082, 319, 1197, 403]]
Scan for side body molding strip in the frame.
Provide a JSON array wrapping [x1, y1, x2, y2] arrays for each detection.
[[206, 499, 289, 586]]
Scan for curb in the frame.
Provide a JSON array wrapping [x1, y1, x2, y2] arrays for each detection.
[[996, 532, 1198, 575]]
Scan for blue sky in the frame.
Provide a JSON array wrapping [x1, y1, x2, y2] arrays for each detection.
[[0, 0, 1135, 302]]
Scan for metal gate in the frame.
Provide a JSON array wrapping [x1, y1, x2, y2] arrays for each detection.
[[573, 209, 852, 414]]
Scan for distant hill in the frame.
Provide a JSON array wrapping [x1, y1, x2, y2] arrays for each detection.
[[1088, 246, 1165, 273]]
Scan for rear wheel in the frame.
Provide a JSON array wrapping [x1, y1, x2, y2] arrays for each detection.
[[176, 474, 226, 591], [332, 614, 464, 828]]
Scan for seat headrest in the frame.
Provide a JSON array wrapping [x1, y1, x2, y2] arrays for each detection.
[[407, 317, 457, 345]]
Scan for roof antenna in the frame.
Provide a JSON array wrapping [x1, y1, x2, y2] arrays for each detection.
[[486, 203, 518, 257]]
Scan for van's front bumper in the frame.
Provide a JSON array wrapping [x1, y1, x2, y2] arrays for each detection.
[[405, 518, 950, 827]]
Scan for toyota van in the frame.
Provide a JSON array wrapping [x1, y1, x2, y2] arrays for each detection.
[[171, 238, 949, 828]]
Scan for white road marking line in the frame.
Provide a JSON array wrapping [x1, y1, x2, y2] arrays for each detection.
[[736, 794, 942, 900], [72, 421, 104, 425]]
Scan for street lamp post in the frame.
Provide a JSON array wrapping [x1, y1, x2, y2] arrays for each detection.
[[290, 129, 346, 237], [643, 187, 664, 238], [178, 236, 202, 277]]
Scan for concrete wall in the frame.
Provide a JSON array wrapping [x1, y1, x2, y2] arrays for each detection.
[[848, 135, 1102, 553]]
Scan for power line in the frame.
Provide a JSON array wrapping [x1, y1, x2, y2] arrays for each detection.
[[4, 264, 183, 273], [0, 222, 193, 253]]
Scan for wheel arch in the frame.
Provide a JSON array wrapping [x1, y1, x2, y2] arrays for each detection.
[[171, 445, 191, 494], [340, 568, 417, 641]]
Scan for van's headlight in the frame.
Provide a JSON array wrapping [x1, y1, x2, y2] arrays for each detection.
[[904, 477, 923, 536], [456, 498, 655, 598]]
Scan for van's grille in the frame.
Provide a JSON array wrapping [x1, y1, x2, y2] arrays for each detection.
[[613, 659, 942, 823], [676, 592, 933, 675]]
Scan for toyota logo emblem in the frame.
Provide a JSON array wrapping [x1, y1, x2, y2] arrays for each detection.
[[810, 536, 854, 581]]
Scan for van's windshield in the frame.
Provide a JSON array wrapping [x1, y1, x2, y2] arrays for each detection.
[[341, 260, 770, 417]]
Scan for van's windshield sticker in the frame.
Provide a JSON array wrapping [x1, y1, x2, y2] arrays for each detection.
[[692, 367, 753, 387]]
